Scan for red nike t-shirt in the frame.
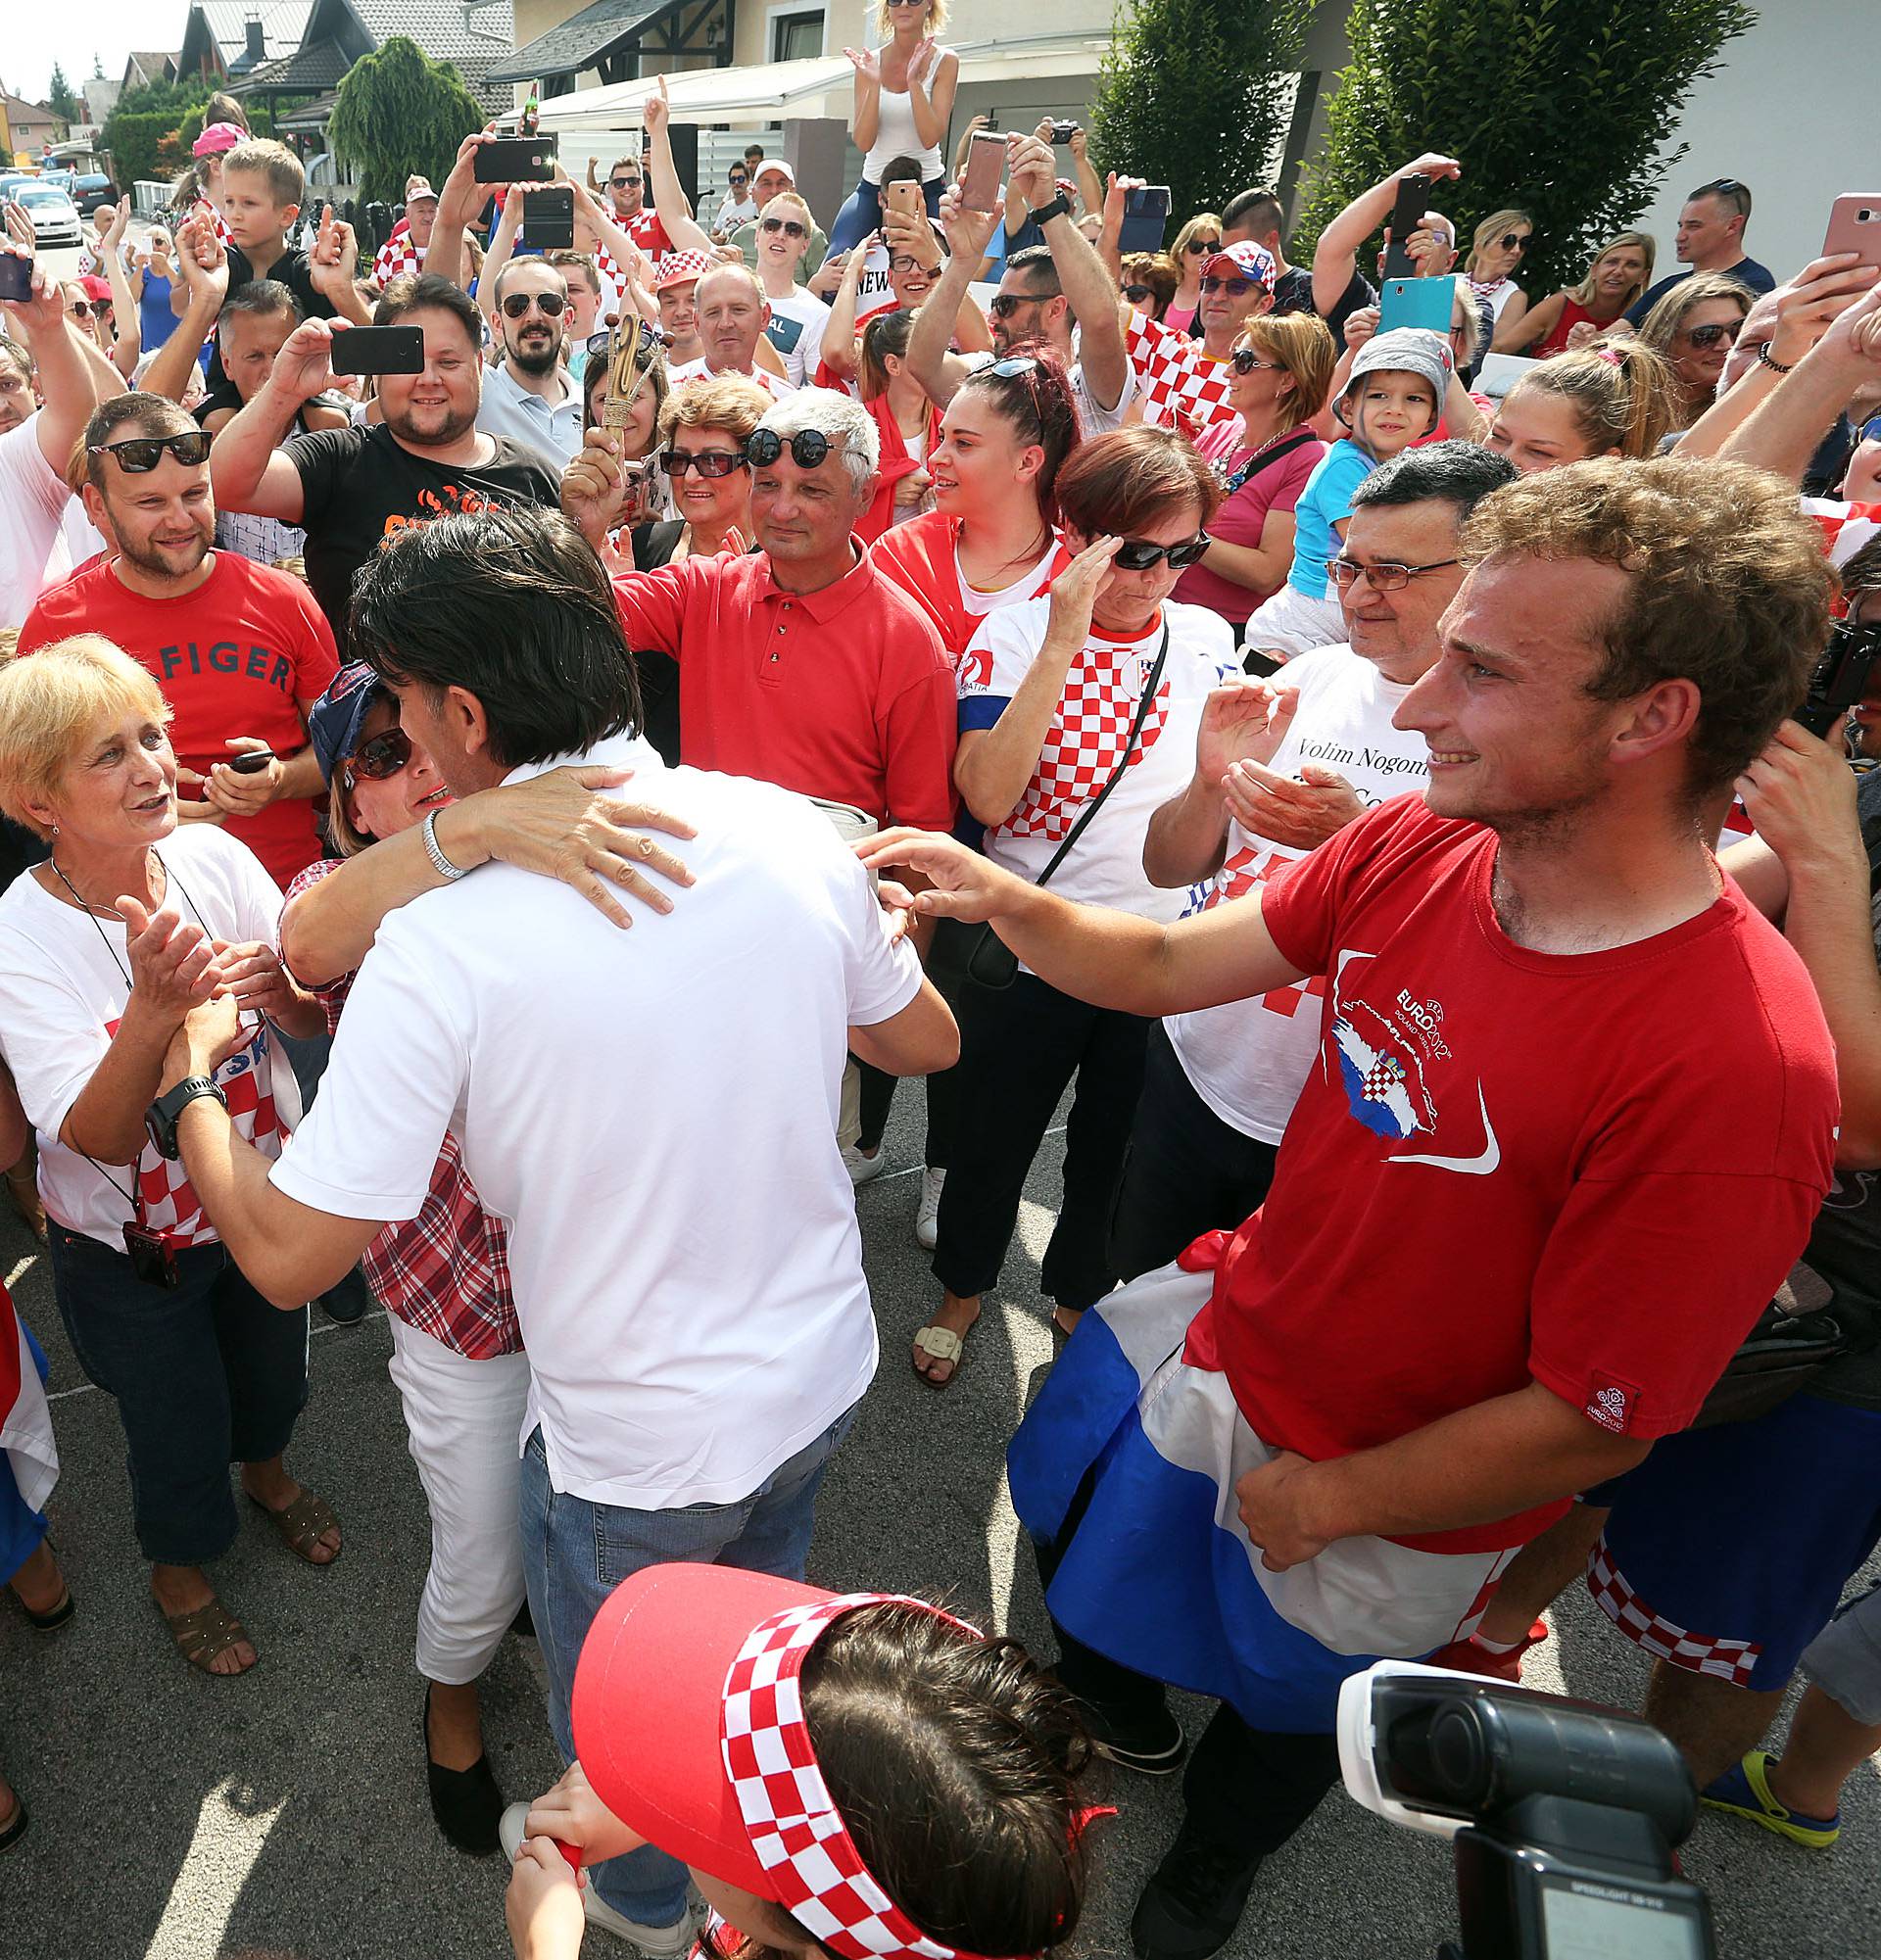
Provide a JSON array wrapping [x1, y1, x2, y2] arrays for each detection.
[[1193, 794, 1838, 1554], [19, 553, 338, 888]]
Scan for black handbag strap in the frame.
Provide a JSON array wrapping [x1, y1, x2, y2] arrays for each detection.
[[1034, 623, 1171, 893]]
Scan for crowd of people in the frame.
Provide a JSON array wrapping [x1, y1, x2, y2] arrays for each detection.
[[2, 39, 1881, 1960]]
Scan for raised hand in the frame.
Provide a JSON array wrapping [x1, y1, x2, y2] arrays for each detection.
[[559, 426, 630, 545], [843, 45, 882, 83], [938, 184, 997, 263], [265, 316, 342, 406], [1043, 534, 1123, 647], [644, 73, 672, 136], [100, 196, 131, 258], [907, 38, 939, 87], [1007, 133, 1056, 210], [1399, 152, 1462, 184], [1194, 680, 1297, 787]]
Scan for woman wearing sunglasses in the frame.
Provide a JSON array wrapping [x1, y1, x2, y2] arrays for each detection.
[[1497, 231, 1657, 358], [1121, 252, 1179, 323], [908, 427, 1234, 1387], [1162, 213, 1224, 336], [277, 660, 695, 1849], [753, 193, 832, 389], [830, 0, 959, 256], [1461, 209, 1534, 337], [1637, 271, 1755, 433]]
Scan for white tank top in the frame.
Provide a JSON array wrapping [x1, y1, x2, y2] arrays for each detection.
[[863, 65, 946, 183]]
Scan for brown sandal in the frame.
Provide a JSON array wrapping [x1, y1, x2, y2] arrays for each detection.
[[158, 1595, 257, 1676], [247, 1487, 341, 1564]]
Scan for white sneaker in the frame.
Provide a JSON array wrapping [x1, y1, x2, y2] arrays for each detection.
[[914, 1167, 945, 1250], [500, 1803, 705, 1955], [843, 1142, 887, 1186]]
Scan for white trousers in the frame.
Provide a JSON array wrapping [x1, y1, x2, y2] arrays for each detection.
[[386, 1315, 532, 1685]]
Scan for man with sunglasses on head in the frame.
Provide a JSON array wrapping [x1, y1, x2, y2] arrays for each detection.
[[1625, 176, 1775, 328], [476, 259, 583, 470], [17, 393, 339, 892]]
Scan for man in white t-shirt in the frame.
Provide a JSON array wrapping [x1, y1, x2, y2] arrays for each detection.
[[1112, 443, 1519, 1278], [664, 262, 796, 397], [0, 263, 118, 630], [155, 503, 957, 1953], [752, 192, 831, 390]]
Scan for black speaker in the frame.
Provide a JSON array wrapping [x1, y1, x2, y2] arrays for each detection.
[[651, 120, 699, 210]]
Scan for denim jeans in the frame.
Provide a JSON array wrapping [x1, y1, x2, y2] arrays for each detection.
[[518, 1406, 857, 1929], [48, 1224, 311, 1564]]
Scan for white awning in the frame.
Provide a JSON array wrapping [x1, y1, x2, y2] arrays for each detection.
[[537, 32, 1110, 134]]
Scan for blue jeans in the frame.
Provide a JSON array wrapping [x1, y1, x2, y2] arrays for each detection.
[[518, 1406, 856, 1928], [827, 173, 944, 255], [48, 1225, 310, 1564]]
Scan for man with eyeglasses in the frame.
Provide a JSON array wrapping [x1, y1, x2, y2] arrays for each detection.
[[710, 163, 759, 243], [475, 259, 583, 470], [18, 393, 339, 891], [1625, 176, 1775, 328]]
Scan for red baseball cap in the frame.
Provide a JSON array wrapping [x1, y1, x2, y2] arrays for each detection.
[[77, 274, 112, 303], [653, 248, 715, 293], [1199, 240, 1278, 288]]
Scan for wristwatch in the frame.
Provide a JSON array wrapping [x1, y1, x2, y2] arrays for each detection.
[[145, 1076, 227, 1160], [1028, 192, 1073, 228]]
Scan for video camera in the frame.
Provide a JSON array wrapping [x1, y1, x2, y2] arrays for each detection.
[[1799, 612, 1881, 739], [1338, 1661, 1715, 1960]]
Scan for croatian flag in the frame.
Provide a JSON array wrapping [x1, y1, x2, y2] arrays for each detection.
[[0, 1287, 57, 1517]]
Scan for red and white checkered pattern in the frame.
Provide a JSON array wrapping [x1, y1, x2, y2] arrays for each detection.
[[1803, 498, 1881, 578], [372, 237, 424, 285], [1585, 1536, 1760, 1686], [1006, 655, 1171, 841], [1126, 312, 1237, 443], [721, 1594, 986, 1960]]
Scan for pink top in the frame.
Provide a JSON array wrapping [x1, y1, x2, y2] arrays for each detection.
[[1163, 302, 1198, 335], [1176, 427, 1326, 625]]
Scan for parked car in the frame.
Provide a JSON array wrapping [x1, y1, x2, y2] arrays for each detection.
[[72, 173, 120, 217], [11, 183, 83, 250]]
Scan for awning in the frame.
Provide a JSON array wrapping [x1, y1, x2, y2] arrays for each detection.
[[488, 0, 677, 87], [536, 32, 1110, 133], [276, 90, 341, 134]]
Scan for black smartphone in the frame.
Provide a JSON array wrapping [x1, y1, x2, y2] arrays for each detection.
[[226, 748, 276, 775], [528, 186, 576, 251], [329, 324, 425, 376], [474, 135, 559, 183], [1382, 172, 1431, 281], [0, 251, 31, 302], [1049, 120, 1080, 144], [1118, 185, 1171, 257]]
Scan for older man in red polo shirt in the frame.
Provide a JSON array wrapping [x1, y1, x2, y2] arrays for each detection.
[[561, 386, 955, 831]]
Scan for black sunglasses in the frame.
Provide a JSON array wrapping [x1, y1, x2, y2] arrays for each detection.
[[588, 321, 670, 358], [347, 727, 413, 783], [1499, 232, 1529, 252], [501, 292, 568, 319], [609, 176, 642, 189], [87, 429, 212, 472], [1229, 348, 1284, 374], [664, 446, 749, 478], [988, 356, 1039, 379], [1123, 283, 1152, 302], [759, 216, 807, 239], [746, 427, 854, 469], [66, 298, 95, 318], [1114, 533, 1210, 571], [1185, 236, 1221, 255], [1199, 274, 1255, 296], [1684, 320, 1740, 349], [989, 292, 1045, 319], [730, 175, 748, 186]]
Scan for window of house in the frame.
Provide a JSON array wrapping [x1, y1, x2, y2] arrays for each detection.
[[772, 9, 825, 60]]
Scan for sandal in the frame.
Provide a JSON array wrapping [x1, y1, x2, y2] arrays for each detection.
[[0, 1788, 25, 1852], [22, 1585, 73, 1632], [247, 1486, 342, 1565], [912, 1323, 968, 1389], [158, 1595, 257, 1676]]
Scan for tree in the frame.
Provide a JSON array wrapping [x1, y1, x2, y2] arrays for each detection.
[[92, 55, 106, 81], [1088, 0, 1314, 244], [1293, 0, 1756, 298], [328, 37, 484, 207], [102, 75, 211, 190], [46, 63, 79, 123]]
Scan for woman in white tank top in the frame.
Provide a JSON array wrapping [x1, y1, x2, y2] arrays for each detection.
[[830, 0, 958, 254]]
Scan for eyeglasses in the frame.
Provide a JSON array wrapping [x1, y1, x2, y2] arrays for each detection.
[[346, 727, 413, 783], [1683, 321, 1740, 349], [759, 216, 807, 239], [609, 176, 642, 190], [1113, 534, 1210, 571], [1499, 232, 1530, 252], [989, 292, 1047, 319], [1229, 348, 1284, 374], [889, 254, 928, 274], [1123, 283, 1152, 302], [86, 429, 213, 472], [664, 446, 749, 478], [1184, 237, 1221, 255], [746, 427, 856, 469], [500, 292, 569, 319], [1199, 275, 1256, 297], [1327, 554, 1461, 592]]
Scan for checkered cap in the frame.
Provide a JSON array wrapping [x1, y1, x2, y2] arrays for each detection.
[[655, 249, 716, 291], [720, 1594, 989, 1960], [1199, 241, 1278, 288]]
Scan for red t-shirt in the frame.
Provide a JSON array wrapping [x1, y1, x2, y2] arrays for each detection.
[[1192, 795, 1838, 1554], [19, 553, 339, 888], [610, 549, 957, 828]]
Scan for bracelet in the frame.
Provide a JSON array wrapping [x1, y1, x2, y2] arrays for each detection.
[[421, 808, 469, 883], [1755, 341, 1795, 375]]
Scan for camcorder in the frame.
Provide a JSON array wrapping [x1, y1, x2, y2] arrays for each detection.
[[1338, 1661, 1715, 1959], [1797, 610, 1881, 739]]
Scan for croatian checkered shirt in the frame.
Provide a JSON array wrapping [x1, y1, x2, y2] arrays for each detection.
[[285, 861, 519, 1359]]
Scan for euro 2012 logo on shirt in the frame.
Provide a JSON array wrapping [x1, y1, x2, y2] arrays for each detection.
[[1332, 1001, 1435, 1141]]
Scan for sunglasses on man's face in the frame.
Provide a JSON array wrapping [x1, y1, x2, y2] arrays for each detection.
[[989, 292, 1045, 319], [665, 446, 749, 479], [1684, 321, 1740, 349], [1199, 275, 1254, 298], [731, 176, 748, 188], [610, 176, 642, 190], [87, 429, 213, 472], [347, 727, 413, 783], [1185, 237, 1221, 255], [759, 216, 807, 239], [501, 292, 569, 320], [1113, 534, 1210, 571], [746, 427, 853, 470]]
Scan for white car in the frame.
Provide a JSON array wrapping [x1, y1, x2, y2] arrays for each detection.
[[11, 183, 83, 250]]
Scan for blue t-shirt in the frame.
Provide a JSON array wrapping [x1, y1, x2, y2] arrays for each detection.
[[1623, 256, 1774, 328], [1287, 440, 1375, 600], [138, 269, 176, 356]]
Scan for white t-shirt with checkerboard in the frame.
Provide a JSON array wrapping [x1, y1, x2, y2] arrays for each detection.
[[1164, 643, 1427, 1143]]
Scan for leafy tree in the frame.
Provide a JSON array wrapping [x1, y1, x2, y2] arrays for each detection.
[[102, 76, 210, 190], [1293, 0, 1756, 297], [329, 37, 484, 206], [1088, 0, 1314, 244], [46, 64, 79, 122]]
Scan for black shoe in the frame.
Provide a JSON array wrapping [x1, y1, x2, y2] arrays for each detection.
[[1085, 1700, 1187, 1776], [508, 1596, 535, 1640], [1130, 1825, 1264, 1960], [423, 1684, 505, 1857], [0, 1790, 25, 1853], [319, 1267, 370, 1325]]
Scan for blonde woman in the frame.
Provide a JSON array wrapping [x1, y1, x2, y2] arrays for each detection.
[[1485, 341, 1683, 471], [1162, 212, 1225, 335], [1638, 270, 1755, 432], [830, 0, 958, 254], [1463, 208, 1533, 333], [1495, 230, 1656, 357]]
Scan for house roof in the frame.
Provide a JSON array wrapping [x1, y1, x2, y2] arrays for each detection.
[[129, 51, 182, 75], [3, 95, 60, 120], [234, 42, 351, 95], [179, 3, 316, 75], [313, 0, 515, 66], [489, 0, 675, 85]]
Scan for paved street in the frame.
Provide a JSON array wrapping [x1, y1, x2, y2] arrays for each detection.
[[5, 1078, 1875, 1960]]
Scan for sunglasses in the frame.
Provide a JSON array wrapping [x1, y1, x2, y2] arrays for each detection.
[[988, 292, 1045, 319], [1184, 237, 1221, 255], [664, 446, 749, 478], [66, 298, 95, 318], [1327, 554, 1461, 593], [759, 216, 807, 239], [86, 429, 213, 472], [501, 292, 569, 319], [588, 322, 670, 358], [1199, 275, 1257, 297], [609, 176, 642, 189], [746, 428, 855, 469], [1123, 283, 1152, 302], [988, 356, 1039, 379], [346, 727, 413, 783], [731, 176, 748, 187], [1683, 321, 1740, 349], [1499, 232, 1530, 253], [1229, 348, 1284, 374], [1113, 534, 1210, 571]]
